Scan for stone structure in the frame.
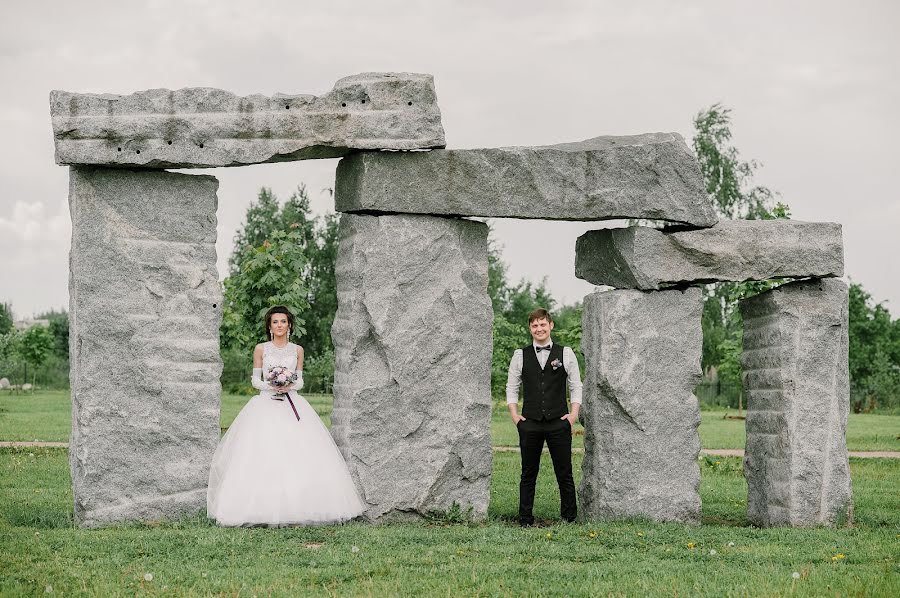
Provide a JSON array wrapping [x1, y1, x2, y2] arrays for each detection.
[[331, 214, 493, 521], [578, 287, 703, 524], [740, 278, 852, 527], [575, 220, 844, 289], [51, 73, 445, 168], [335, 133, 717, 226], [68, 166, 222, 526], [52, 71, 851, 530]]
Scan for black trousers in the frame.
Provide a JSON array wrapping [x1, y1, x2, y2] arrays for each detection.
[[517, 417, 576, 524]]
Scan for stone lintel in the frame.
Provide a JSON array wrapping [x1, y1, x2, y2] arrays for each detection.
[[575, 220, 844, 289], [335, 133, 718, 226], [51, 73, 445, 168]]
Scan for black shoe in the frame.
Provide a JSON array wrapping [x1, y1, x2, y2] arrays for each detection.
[[562, 517, 576, 523], [519, 518, 534, 527]]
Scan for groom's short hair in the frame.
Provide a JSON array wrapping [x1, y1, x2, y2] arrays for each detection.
[[528, 308, 553, 324]]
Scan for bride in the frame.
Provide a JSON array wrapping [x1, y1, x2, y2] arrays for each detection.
[[207, 305, 365, 526]]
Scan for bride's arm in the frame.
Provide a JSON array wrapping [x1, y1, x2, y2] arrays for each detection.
[[250, 343, 272, 391], [288, 346, 305, 390]]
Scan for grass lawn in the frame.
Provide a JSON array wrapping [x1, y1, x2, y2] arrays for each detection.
[[0, 448, 897, 596], [3, 391, 899, 452]]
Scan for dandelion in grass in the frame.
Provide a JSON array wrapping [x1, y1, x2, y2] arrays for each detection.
[[143, 573, 153, 582], [588, 531, 598, 539], [792, 572, 801, 579], [709, 549, 717, 556], [545, 532, 553, 540], [637, 531, 644, 537], [831, 553, 845, 562], [687, 542, 696, 550]]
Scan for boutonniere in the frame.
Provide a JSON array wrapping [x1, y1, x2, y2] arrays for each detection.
[[550, 358, 562, 370]]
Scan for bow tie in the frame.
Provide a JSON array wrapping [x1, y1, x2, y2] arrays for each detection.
[[535, 345, 551, 352]]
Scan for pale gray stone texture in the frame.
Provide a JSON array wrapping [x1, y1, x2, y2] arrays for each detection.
[[335, 133, 717, 226], [579, 287, 703, 524], [740, 278, 852, 527], [575, 220, 844, 289], [51, 73, 445, 168], [68, 166, 222, 526], [331, 213, 493, 521]]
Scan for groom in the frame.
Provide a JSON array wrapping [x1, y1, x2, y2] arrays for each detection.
[[506, 308, 582, 526]]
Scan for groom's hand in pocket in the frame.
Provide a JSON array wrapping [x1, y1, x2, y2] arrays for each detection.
[[512, 414, 526, 425], [560, 404, 580, 426]]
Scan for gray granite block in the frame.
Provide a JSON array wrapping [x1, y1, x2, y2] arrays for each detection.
[[51, 73, 444, 168], [331, 213, 493, 521], [579, 287, 703, 524], [68, 166, 222, 526], [575, 220, 844, 289], [335, 133, 717, 226], [740, 278, 853, 527]]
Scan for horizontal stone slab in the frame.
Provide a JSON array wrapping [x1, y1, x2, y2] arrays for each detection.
[[575, 220, 843, 289], [334, 133, 718, 226], [51, 73, 445, 168]]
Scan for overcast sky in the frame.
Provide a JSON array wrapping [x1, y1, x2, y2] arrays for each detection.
[[1, 0, 897, 319]]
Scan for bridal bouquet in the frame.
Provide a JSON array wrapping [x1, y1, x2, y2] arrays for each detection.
[[266, 366, 298, 389]]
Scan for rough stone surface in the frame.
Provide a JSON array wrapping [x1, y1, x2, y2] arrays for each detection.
[[740, 278, 853, 527], [331, 213, 493, 521], [335, 133, 717, 226], [575, 220, 844, 289], [68, 166, 222, 526], [51, 73, 445, 168], [579, 287, 703, 524]]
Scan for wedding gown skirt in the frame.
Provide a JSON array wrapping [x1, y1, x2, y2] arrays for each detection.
[[207, 391, 365, 526]]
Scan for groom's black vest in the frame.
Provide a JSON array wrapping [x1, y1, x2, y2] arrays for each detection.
[[521, 344, 569, 421]]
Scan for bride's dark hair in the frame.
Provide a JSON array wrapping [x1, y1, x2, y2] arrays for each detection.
[[264, 305, 294, 339]]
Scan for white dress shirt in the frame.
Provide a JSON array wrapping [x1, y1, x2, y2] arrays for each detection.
[[506, 340, 582, 405]]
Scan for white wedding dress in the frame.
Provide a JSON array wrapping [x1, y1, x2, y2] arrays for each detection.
[[207, 341, 365, 526]]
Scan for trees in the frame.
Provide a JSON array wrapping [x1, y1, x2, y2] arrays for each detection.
[[692, 104, 791, 406], [847, 282, 900, 411], [36, 309, 69, 360], [0, 302, 12, 335], [19, 325, 54, 389], [220, 185, 341, 393]]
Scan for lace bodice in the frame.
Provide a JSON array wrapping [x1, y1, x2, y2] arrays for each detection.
[[262, 341, 300, 373]]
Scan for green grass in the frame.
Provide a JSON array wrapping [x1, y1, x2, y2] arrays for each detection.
[[3, 391, 899, 452], [0, 447, 897, 596]]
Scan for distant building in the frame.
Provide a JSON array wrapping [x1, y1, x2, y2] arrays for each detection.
[[13, 319, 50, 332]]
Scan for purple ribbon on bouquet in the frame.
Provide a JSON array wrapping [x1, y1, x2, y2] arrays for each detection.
[[273, 391, 300, 421]]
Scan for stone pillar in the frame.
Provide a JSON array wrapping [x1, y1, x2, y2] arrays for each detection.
[[68, 166, 222, 526], [579, 287, 703, 524], [331, 213, 493, 521], [740, 278, 852, 527]]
